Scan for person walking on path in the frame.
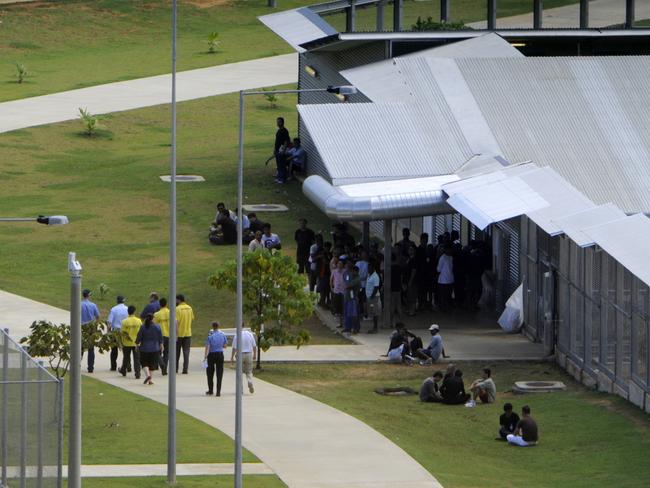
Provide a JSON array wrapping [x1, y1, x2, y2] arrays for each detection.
[[231, 327, 257, 394], [107, 295, 129, 371], [507, 405, 539, 447], [136, 313, 163, 385], [154, 297, 171, 375], [294, 218, 315, 274], [140, 292, 161, 319], [119, 305, 142, 379], [204, 321, 228, 396], [175, 294, 195, 374], [81, 289, 100, 373]]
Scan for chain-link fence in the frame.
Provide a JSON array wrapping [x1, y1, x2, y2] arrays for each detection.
[[1, 328, 63, 488]]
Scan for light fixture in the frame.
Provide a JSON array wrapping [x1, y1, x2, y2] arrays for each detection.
[[327, 85, 357, 95], [511, 42, 526, 47], [304, 65, 318, 78], [335, 93, 348, 102]]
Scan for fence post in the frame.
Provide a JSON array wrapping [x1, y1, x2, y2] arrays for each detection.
[[579, 0, 588, 28], [37, 362, 44, 488], [440, 0, 450, 23], [1, 329, 8, 488], [625, 0, 635, 28], [533, 0, 542, 29], [383, 219, 392, 329], [393, 0, 402, 32], [346, 0, 357, 32], [487, 0, 497, 30], [20, 353, 27, 488], [376, 0, 385, 31], [57, 378, 64, 488]]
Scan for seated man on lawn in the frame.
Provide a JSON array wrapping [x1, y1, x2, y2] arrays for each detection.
[[498, 402, 520, 440], [469, 368, 497, 404], [419, 370, 444, 403], [415, 324, 449, 364], [440, 369, 470, 405], [507, 405, 538, 447]]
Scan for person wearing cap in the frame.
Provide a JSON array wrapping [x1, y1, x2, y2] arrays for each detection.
[[81, 289, 100, 373], [154, 298, 171, 375], [415, 324, 449, 363], [107, 295, 129, 371], [175, 294, 195, 374], [140, 292, 161, 319]]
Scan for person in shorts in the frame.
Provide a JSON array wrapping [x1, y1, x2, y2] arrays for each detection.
[[365, 262, 381, 333], [136, 313, 163, 385]]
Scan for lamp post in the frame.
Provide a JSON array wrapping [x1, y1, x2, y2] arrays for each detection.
[[234, 84, 356, 488], [67, 252, 82, 488]]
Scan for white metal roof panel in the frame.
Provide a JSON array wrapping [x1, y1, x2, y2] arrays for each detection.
[[583, 214, 650, 288], [259, 8, 337, 53], [552, 204, 627, 247], [339, 175, 460, 198]]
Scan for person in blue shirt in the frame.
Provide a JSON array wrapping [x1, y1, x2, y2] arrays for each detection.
[[81, 289, 101, 373], [204, 321, 228, 396], [415, 324, 449, 364], [140, 292, 161, 319]]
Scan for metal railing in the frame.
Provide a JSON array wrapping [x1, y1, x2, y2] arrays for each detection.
[[0, 328, 63, 488]]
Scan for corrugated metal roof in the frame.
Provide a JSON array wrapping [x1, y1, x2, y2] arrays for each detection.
[[552, 204, 627, 247], [297, 102, 473, 184], [583, 214, 650, 288], [258, 8, 337, 53], [455, 56, 650, 213]]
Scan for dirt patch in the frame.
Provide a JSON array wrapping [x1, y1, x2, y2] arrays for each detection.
[[185, 0, 231, 8]]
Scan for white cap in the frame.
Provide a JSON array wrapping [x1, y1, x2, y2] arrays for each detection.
[[429, 324, 440, 331]]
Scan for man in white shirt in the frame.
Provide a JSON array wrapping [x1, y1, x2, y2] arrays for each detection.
[[107, 295, 129, 371], [437, 246, 454, 312], [261, 223, 281, 250], [248, 230, 265, 252], [365, 263, 381, 334], [231, 328, 257, 393]]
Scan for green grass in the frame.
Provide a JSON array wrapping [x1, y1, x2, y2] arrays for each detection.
[[257, 362, 650, 488], [636, 19, 650, 26], [0, 87, 344, 339], [83, 476, 286, 487], [0, 0, 580, 101], [71, 375, 258, 464]]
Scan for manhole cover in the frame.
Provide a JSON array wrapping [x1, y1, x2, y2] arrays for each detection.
[[242, 204, 288, 212], [159, 175, 205, 182], [374, 387, 417, 396], [513, 381, 566, 394]]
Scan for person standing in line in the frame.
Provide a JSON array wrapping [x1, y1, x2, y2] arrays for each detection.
[[154, 297, 171, 375], [204, 321, 228, 396], [175, 294, 194, 374], [136, 313, 163, 385], [330, 257, 346, 321], [355, 250, 369, 318], [437, 245, 455, 312], [231, 327, 257, 394], [365, 262, 382, 334], [274, 117, 291, 184], [261, 223, 282, 250], [107, 295, 129, 371], [81, 289, 100, 373], [308, 234, 323, 292], [507, 405, 539, 447], [294, 218, 315, 274], [140, 292, 161, 319], [119, 305, 142, 379]]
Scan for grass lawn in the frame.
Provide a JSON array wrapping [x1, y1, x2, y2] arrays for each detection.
[[70, 375, 258, 464], [0, 86, 344, 340], [83, 476, 286, 487], [0, 0, 580, 101], [257, 362, 650, 488]]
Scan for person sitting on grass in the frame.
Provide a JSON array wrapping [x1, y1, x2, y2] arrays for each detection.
[[498, 402, 520, 440], [469, 368, 497, 404], [441, 369, 470, 405], [419, 370, 444, 403], [507, 405, 538, 447], [415, 324, 449, 364]]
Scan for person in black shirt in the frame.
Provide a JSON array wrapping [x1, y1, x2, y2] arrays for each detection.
[[247, 213, 265, 233], [294, 218, 315, 274], [441, 369, 470, 405], [498, 402, 520, 440], [274, 117, 290, 184], [218, 209, 237, 244]]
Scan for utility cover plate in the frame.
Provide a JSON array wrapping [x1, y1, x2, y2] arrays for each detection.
[[242, 204, 288, 212], [160, 175, 205, 182]]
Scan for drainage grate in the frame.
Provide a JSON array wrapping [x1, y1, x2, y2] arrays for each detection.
[[513, 381, 566, 394], [159, 175, 205, 182], [242, 204, 288, 212]]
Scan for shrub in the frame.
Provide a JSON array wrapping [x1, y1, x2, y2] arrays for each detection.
[[78, 107, 99, 136], [207, 31, 221, 53], [15, 63, 28, 83], [411, 17, 467, 31]]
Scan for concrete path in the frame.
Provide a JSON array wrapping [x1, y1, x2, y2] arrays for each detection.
[[0, 53, 297, 134], [90, 354, 442, 488], [468, 0, 650, 29]]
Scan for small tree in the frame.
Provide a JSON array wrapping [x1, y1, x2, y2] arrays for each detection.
[[263, 89, 278, 108], [98, 283, 110, 301], [15, 63, 28, 84], [207, 31, 221, 53], [78, 107, 99, 136], [411, 17, 467, 31], [209, 249, 315, 369], [20, 319, 119, 378]]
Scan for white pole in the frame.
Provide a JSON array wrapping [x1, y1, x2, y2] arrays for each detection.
[[67, 252, 82, 488]]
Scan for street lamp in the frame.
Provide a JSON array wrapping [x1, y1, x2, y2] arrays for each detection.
[[0, 215, 69, 225], [67, 252, 82, 488], [234, 84, 355, 488]]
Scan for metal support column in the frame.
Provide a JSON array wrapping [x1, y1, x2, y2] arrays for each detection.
[[37, 363, 44, 488], [579, 0, 588, 29], [267, 0, 277, 7], [362, 222, 370, 251], [440, 0, 450, 23], [68, 253, 82, 488], [487, 0, 497, 30], [625, 0, 635, 28], [20, 353, 27, 488], [376, 0, 385, 31], [1, 329, 8, 488], [346, 0, 357, 32], [533, 0, 542, 29], [383, 220, 392, 329], [56, 378, 63, 488], [393, 0, 402, 32]]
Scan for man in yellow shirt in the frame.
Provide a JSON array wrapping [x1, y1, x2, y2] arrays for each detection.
[[176, 294, 195, 374], [154, 297, 171, 376], [120, 305, 143, 379]]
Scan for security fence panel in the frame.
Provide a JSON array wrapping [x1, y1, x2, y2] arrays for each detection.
[[0, 328, 62, 488], [631, 276, 649, 386]]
